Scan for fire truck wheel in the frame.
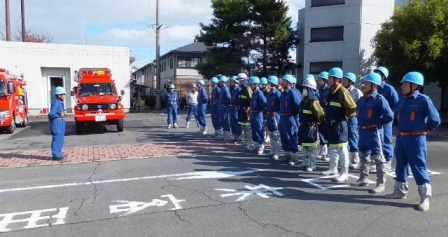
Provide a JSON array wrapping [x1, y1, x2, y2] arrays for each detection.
[[75, 122, 83, 135], [6, 117, 15, 134], [117, 120, 124, 132]]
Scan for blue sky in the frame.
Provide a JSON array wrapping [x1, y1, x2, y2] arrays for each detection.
[[1, 0, 305, 68]]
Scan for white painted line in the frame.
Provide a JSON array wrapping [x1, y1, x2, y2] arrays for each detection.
[[0, 169, 261, 194], [0, 207, 68, 233], [216, 184, 284, 201], [300, 174, 375, 190]]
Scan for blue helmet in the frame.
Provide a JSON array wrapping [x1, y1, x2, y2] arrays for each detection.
[[344, 72, 357, 83], [168, 84, 175, 89], [363, 72, 382, 86], [267, 75, 278, 85], [219, 75, 228, 82], [401, 71, 424, 86], [249, 76, 260, 84], [211, 77, 219, 84], [54, 86, 66, 95], [197, 79, 205, 86], [191, 84, 196, 88], [282, 74, 295, 84], [260, 77, 268, 85], [329, 67, 343, 78], [231, 75, 239, 83], [374, 66, 389, 79], [318, 71, 329, 80]]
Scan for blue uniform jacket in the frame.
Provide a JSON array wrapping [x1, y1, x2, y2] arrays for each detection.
[[396, 91, 440, 132], [198, 87, 208, 104], [211, 85, 221, 106], [48, 99, 65, 120], [219, 86, 231, 106], [266, 89, 281, 113], [357, 92, 394, 128], [230, 86, 241, 106], [250, 89, 267, 113], [279, 88, 301, 115], [378, 82, 399, 112], [164, 92, 178, 107], [318, 84, 330, 108]]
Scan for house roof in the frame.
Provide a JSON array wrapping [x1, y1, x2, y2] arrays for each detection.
[[171, 42, 207, 53]]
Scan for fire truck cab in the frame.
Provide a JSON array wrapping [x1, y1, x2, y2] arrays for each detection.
[[0, 68, 28, 134], [72, 68, 125, 134]]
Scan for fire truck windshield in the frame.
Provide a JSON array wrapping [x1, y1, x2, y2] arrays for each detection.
[[0, 81, 5, 96], [78, 83, 115, 96]]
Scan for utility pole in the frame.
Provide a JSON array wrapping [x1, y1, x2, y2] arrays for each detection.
[[21, 0, 26, 42], [5, 0, 12, 41], [155, 0, 162, 110]]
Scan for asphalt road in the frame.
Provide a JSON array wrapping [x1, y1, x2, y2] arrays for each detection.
[[0, 112, 447, 236]]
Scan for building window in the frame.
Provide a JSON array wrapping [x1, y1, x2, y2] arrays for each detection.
[[170, 58, 173, 69], [163, 61, 167, 71], [310, 26, 344, 42], [177, 57, 202, 68], [309, 61, 343, 74], [311, 0, 345, 7]]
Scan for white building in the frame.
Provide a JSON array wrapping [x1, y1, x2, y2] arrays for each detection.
[[0, 41, 131, 115], [296, 0, 443, 110]]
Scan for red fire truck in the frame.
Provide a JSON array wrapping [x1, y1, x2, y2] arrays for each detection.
[[72, 68, 125, 134], [0, 68, 28, 134]]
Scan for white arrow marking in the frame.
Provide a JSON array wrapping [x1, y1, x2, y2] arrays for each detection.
[[0, 169, 260, 194]]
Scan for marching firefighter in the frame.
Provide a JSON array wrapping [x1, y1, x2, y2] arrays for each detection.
[[229, 76, 242, 142], [385, 72, 440, 212], [237, 73, 254, 150], [210, 77, 222, 138], [278, 74, 301, 162], [197, 79, 208, 134], [260, 77, 270, 143], [297, 76, 324, 171], [350, 72, 393, 194], [249, 76, 267, 155], [342, 72, 363, 169], [265, 75, 282, 160], [218, 75, 232, 141], [48, 86, 67, 160], [374, 66, 399, 173], [321, 67, 357, 183], [186, 84, 199, 128], [164, 84, 179, 129], [317, 71, 330, 161]]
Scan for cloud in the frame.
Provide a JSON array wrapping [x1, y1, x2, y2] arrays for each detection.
[[0, 0, 305, 68]]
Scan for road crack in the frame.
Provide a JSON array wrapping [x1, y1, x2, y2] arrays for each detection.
[[74, 161, 100, 217]]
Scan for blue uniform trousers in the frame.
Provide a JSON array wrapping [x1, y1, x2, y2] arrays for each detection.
[[381, 121, 394, 161], [229, 107, 242, 135], [166, 105, 178, 125], [186, 104, 198, 122], [279, 115, 298, 153], [219, 105, 230, 131], [197, 103, 207, 127], [394, 135, 430, 185], [358, 128, 383, 155], [211, 104, 221, 130], [251, 112, 264, 145], [266, 113, 280, 132], [50, 119, 66, 158], [348, 117, 359, 152], [318, 123, 327, 144]]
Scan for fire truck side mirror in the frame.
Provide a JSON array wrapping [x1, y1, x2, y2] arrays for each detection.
[[7, 82, 14, 94], [117, 96, 122, 102], [120, 89, 125, 96]]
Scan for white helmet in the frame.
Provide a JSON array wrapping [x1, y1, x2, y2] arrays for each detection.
[[237, 73, 248, 80], [302, 77, 317, 90]]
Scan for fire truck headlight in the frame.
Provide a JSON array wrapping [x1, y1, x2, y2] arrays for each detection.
[[0, 111, 10, 118], [109, 104, 117, 110], [81, 104, 89, 111]]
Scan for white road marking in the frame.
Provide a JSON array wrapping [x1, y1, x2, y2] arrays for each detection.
[[0, 169, 260, 194], [109, 194, 186, 216], [0, 207, 68, 233], [216, 184, 284, 201]]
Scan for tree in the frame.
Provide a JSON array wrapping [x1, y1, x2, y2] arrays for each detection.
[[1, 26, 53, 43], [372, 0, 448, 85], [195, 0, 296, 78]]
